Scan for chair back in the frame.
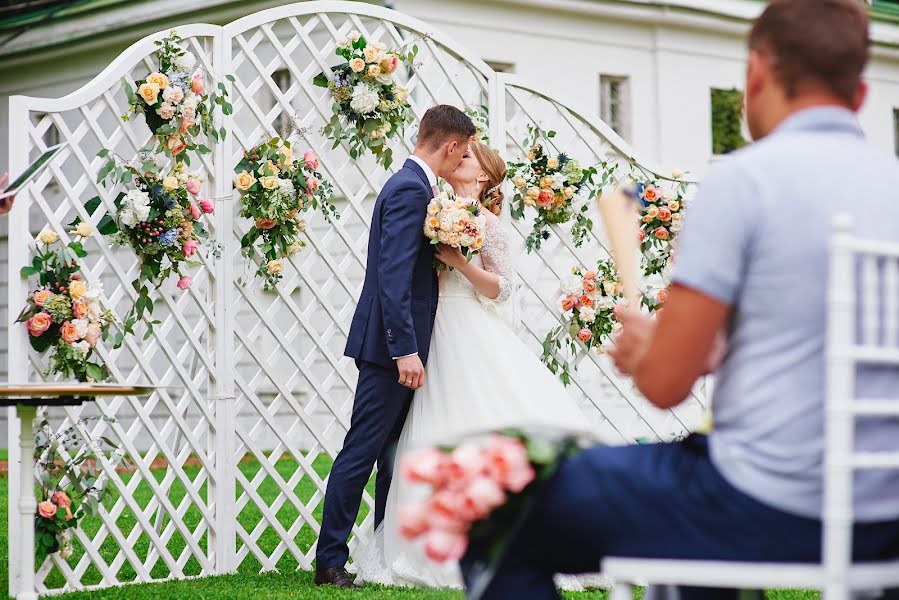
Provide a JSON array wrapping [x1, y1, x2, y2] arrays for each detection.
[[824, 214, 899, 599]]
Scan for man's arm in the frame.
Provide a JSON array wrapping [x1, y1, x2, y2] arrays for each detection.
[[378, 181, 428, 385]]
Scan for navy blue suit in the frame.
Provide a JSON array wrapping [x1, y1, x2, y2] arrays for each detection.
[[317, 159, 439, 570]]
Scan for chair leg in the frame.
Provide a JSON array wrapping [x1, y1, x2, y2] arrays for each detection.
[[610, 582, 635, 600]]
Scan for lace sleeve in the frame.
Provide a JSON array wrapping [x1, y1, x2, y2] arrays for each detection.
[[480, 221, 513, 303]]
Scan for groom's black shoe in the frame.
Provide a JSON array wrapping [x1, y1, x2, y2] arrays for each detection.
[[314, 566, 358, 588]]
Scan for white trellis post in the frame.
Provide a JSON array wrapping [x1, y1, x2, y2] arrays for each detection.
[[211, 27, 238, 574]]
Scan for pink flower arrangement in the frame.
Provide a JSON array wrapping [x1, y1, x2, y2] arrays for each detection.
[[177, 275, 192, 290], [38, 501, 57, 519], [399, 434, 537, 563], [182, 239, 199, 257], [189, 203, 201, 219], [199, 198, 215, 214], [185, 179, 201, 196], [303, 149, 319, 170]]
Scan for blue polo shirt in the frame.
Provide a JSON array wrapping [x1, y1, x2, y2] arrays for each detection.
[[673, 107, 899, 521]]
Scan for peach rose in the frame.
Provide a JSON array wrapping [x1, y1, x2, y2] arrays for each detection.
[[146, 72, 169, 90], [137, 82, 160, 105], [427, 491, 469, 533], [653, 226, 670, 240], [560, 295, 577, 312], [33, 290, 53, 307], [60, 321, 80, 343], [255, 218, 276, 230], [37, 500, 57, 519], [26, 313, 52, 337], [460, 475, 505, 521], [191, 73, 204, 95], [402, 447, 449, 487], [485, 435, 534, 493], [179, 117, 194, 134], [646, 205, 659, 219], [423, 529, 468, 563], [306, 177, 319, 193], [638, 228, 646, 241], [51, 490, 71, 508], [72, 301, 88, 319], [234, 170, 257, 191], [380, 54, 400, 73], [668, 200, 680, 211], [349, 58, 366, 73], [582, 278, 597, 294], [167, 136, 186, 156], [367, 64, 381, 78], [657, 207, 672, 222], [445, 444, 487, 488], [260, 176, 278, 190], [177, 276, 192, 290], [579, 295, 594, 308], [577, 328, 592, 342], [68, 280, 87, 300], [399, 503, 430, 539], [643, 185, 659, 202], [84, 322, 101, 346], [656, 288, 669, 304], [537, 189, 554, 207], [583, 271, 597, 281]]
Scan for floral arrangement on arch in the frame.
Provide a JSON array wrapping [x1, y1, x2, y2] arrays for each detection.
[[313, 30, 417, 169], [33, 411, 128, 562], [465, 105, 490, 145], [634, 175, 689, 276], [234, 138, 337, 288], [16, 227, 115, 382], [90, 153, 215, 344], [540, 260, 623, 385], [423, 189, 485, 271], [507, 127, 608, 253], [399, 432, 578, 572], [123, 32, 233, 162]]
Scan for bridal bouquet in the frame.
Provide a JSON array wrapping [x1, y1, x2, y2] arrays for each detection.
[[399, 432, 578, 594], [313, 30, 416, 169], [16, 227, 115, 382], [423, 190, 486, 271], [634, 179, 687, 276], [507, 127, 603, 252], [541, 260, 622, 385], [123, 32, 232, 161], [33, 411, 127, 562], [234, 138, 336, 288]]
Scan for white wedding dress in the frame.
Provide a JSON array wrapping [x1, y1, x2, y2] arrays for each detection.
[[354, 220, 608, 591]]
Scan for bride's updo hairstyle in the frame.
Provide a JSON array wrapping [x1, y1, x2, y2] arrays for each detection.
[[470, 141, 507, 217]]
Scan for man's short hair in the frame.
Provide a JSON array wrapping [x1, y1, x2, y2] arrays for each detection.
[[417, 105, 476, 150], [748, 0, 869, 105]]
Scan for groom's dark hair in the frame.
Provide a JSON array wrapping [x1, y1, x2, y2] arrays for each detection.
[[416, 105, 476, 150]]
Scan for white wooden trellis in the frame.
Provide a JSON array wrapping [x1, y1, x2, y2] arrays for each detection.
[[5, 2, 706, 596]]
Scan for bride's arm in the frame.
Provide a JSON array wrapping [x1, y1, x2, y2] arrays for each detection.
[[434, 245, 502, 300]]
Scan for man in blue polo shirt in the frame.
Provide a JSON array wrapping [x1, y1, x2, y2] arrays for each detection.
[[460, 1, 899, 598]]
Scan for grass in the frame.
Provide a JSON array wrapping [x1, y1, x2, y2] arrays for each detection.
[[0, 453, 818, 600]]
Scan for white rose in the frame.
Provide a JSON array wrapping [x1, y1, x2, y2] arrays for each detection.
[[123, 189, 151, 226], [119, 206, 138, 228], [672, 169, 685, 179], [671, 221, 682, 233], [71, 340, 91, 356], [337, 37, 351, 49], [162, 86, 184, 105], [72, 318, 89, 339], [579, 306, 596, 323], [87, 299, 101, 321], [598, 295, 616, 310], [349, 83, 380, 115], [85, 282, 103, 301], [174, 51, 196, 72], [550, 173, 566, 190], [560, 274, 582, 296], [602, 280, 617, 296], [350, 30, 362, 42]]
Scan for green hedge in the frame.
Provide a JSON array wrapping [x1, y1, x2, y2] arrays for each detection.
[[711, 87, 747, 155]]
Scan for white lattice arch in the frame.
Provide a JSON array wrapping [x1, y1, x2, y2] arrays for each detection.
[[7, 2, 705, 595]]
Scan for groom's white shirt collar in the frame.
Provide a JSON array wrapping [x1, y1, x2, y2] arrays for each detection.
[[408, 155, 437, 189]]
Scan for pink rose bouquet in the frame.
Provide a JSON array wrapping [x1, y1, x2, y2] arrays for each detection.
[[399, 431, 577, 576]]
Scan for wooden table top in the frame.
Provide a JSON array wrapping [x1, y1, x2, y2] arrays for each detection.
[[0, 383, 154, 405]]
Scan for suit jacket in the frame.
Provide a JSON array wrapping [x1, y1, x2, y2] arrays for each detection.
[[344, 159, 439, 370]]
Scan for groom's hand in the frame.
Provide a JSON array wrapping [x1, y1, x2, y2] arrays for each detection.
[[396, 354, 425, 390]]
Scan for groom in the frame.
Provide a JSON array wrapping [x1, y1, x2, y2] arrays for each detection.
[[316, 105, 476, 588]]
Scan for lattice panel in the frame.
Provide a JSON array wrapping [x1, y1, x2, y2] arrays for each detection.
[[9, 29, 223, 594], [224, 8, 490, 572], [501, 80, 708, 444]]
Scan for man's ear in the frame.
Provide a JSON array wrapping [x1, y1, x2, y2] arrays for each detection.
[[446, 140, 458, 157], [746, 49, 767, 100]]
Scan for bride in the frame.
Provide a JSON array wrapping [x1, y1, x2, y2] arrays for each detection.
[[355, 141, 602, 590]]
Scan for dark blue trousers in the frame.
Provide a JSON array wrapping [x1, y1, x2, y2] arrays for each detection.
[[316, 360, 413, 569], [461, 435, 899, 600]]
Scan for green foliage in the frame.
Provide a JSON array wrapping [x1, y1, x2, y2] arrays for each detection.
[[711, 88, 747, 155]]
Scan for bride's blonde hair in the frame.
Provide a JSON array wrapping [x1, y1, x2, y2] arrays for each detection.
[[470, 141, 507, 216]]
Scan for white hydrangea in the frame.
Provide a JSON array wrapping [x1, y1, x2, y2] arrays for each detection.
[[560, 273, 583, 296], [579, 306, 596, 323], [71, 340, 91, 356], [550, 173, 567, 190], [162, 86, 184, 105], [349, 83, 380, 115], [174, 51, 196, 72], [71, 319, 89, 339], [120, 189, 151, 227], [277, 178, 295, 197], [598, 295, 616, 310]]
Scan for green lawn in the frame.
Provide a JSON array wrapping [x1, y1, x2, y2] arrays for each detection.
[[0, 454, 818, 600]]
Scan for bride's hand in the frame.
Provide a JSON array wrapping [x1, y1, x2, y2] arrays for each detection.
[[434, 244, 468, 272]]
